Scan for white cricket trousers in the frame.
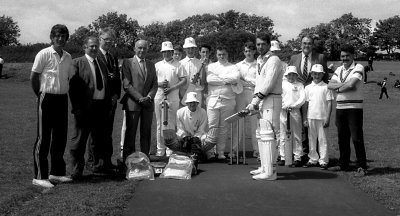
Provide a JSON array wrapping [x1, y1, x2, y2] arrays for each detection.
[[207, 98, 236, 155], [279, 108, 303, 163], [307, 119, 328, 165], [233, 88, 258, 153], [155, 98, 179, 151]]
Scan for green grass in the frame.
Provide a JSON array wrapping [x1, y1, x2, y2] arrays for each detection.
[[0, 61, 400, 215]]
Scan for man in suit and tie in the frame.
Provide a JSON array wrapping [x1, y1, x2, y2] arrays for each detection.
[[69, 36, 111, 180], [86, 27, 121, 170], [288, 35, 329, 166], [121, 39, 158, 161]]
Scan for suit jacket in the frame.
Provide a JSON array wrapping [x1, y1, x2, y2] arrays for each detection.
[[288, 52, 329, 86], [69, 55, 111, 114], [121, 56, 157, 111], [98, 51, 121, 99]]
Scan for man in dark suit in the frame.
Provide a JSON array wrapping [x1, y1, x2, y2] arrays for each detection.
[[121, 39, 157, 161], [86, 27, 121, 170], [288, 35, 329, 166], [69, 36, 111, 179]]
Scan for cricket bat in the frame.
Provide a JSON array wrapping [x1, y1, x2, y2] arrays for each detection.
[[224, 109, 251, 123]]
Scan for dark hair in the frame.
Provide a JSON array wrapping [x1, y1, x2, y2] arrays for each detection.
[[256, 33, 270, 44], [83, 36, 99, 46], [174, 45, 183, 52], [216, 44, 228, 52], [244, 41, 256, 50], [340, 44, 355, 54], [301, 35, 314, 44], [200, 44, 212, 51], [50, 24, 69, 41]]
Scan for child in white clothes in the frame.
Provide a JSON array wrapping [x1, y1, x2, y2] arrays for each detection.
[[303, 64, 333, 170], [279, 66, 305, 167]]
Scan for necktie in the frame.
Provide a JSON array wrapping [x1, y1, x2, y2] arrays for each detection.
[[140, 59, 147, 78], [93, 59, 103, 90], [105, 52, 113, 71], [303, 55, 309, 78]]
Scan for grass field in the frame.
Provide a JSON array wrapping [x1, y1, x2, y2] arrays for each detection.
[[0, 61, 400, 215]]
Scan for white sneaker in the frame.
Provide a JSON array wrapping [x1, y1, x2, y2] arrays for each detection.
[[252, 172, 277, 180], [228, 151, 236, 158], [49, 175, 72, 183], [32, 179, 54, 188], [156, 149, 165, 157], [217, 152, 226, 159], [250, 167, 263, 175], [166, 148, 173, 157]]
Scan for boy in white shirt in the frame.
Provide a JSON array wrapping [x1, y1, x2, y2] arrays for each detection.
[[303, 64, 333, 169], [279, 66, 306, 167]]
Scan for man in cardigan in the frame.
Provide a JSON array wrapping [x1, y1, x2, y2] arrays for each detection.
[[328, 44, 367, 177]]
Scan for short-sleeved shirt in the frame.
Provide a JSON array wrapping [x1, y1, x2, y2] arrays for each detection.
[[305, 81, 333, 120], [331, 62, 364, 109], [31, 46, 73, 94], [155, 59, 186, 101]]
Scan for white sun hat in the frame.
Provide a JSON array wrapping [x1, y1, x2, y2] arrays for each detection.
[[311, 64, 324, 73], [284, 66, 298, 76], [185, 92, 200, 103], [183, 37, 197, 48], [270, 40, 281, 51], [161, 41, 174, 52]]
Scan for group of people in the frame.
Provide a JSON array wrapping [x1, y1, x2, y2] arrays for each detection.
[[30, 24, 368, 188]]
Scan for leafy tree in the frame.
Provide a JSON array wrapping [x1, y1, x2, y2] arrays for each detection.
[[372, 15, 400, 56], [90, 11, 140, 49], [69, 26, 96, 47], [0, 15, 21, 46]]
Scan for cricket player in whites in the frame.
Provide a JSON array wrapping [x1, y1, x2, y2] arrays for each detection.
[[246, 33, 283, 180]]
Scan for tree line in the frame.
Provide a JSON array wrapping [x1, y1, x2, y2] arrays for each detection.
[[1, 11, 400, 63]]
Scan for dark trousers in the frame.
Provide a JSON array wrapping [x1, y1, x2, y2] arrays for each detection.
[[70, 100, 108, 175], [123, 110, 153, 161], [336, 109, 367, 169], [33, 93, 68, 179], [87, 101, 117, 167], [379, 87, 389, 99], [0, 64, 3, 78]]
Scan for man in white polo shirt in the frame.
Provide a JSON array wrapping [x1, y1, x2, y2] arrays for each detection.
[[154, 41, 187, 156], [30, 24, 73, 188], [328, 44, 367, 177]]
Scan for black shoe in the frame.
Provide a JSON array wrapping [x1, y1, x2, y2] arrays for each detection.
[[328, 165, 350, 172], [303, 162, 317, 168], [291, 160, 302, 167], [320, 164, 328, 170], [277, 160, 285, 166], [71, 173, 83, 181]]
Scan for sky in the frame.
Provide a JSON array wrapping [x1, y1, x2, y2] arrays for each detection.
[[1, 0, 399, 45]]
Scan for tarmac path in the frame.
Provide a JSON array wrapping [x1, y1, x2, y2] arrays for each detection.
[[124, 158, 393, 216]]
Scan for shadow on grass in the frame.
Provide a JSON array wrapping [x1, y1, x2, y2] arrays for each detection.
[[278, 171, 338, 180], [367, 167, 400, 176]]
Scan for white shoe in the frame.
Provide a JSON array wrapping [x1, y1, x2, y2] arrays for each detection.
[[156, 149, 165, 157], [166, 148, 173, 157], [32, 179, 54, 188], [49, 175, 72, 183], [228, 151, 236, 158], [252, 172, 277, 180], [217, 152, 226, 159], [250, 167, 263, 175]]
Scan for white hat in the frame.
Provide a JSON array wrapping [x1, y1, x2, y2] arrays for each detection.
[[270, 40, 281, 51], [183, 37, 197, 48], [185, 92, 200, 103], [284, 66, 298, 76], [311, 64, 324, 73], [160, 41, 174, 52]]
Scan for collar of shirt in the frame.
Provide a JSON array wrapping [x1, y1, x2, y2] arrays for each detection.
[[50, 45, 66, 60], [342, 61, 356, 71], [241, 59, 256, 66], [85, 54, 96, 63], [258, 51, 273, 64], [135, 55, 145, 63], [310, 80, 325, 86], [163, 58, 175, 64], [302, 51, 312, 59], [99, 47, 108, 56]]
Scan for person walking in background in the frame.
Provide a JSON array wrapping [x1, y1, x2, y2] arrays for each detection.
[[120, 40, 157, 160], [30, 24, 73, 188], [379, 77, 389, 99], [328, 44, 368, 177], [363, 65, 370, 84], [69, 36, 112, 179], [154, 41, 187, 157], [368, 56, 374, 71], [0, 55, 4, 78], [302, 64, 333, 170]]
